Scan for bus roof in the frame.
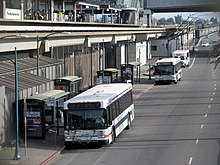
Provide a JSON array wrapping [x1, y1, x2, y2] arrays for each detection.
[[155, 58, 181, 65], [28, 90, 70, 101], [173, 50, 189, 54], [54, 76, 82, 82], [64, 83, 132, 109]]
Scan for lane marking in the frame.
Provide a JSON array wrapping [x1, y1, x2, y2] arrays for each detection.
[[208, 105, 211, 108], [215, 84, 217, 87], [211, 98, 213, 101], [213, 92, 215, 95], [215, 88, 216, 90], [187, 55, 196, 70], [196, 139, 199, 144], [189, 157, 193, 165], [201, 124, 204, 129], [205, 114, 208, 118]]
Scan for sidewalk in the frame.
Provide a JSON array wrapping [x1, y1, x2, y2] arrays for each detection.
[[0, 129, 64, 165], [0, 66, 155, 165]]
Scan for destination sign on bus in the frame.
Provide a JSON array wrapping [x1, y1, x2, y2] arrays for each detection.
[[156, 62, 173, 65], [68, 102, 101, 109]]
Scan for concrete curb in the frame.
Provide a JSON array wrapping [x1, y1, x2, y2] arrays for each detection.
[[38, 146, 65, 165]]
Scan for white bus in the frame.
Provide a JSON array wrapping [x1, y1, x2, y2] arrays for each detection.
[[154, 58, 182, 84], [172, 49, 190, 67], [63, 83, 134, 147]]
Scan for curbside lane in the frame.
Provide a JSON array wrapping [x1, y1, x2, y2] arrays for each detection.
[[38, 146, 65, 165]]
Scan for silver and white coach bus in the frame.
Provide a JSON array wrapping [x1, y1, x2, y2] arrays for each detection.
[[63, 83, 134, 147]]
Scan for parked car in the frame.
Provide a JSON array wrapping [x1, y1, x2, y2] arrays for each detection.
[[201, 42, 209, 47]]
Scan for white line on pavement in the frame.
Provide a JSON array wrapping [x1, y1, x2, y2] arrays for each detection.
[[188, 157, 193, 165]]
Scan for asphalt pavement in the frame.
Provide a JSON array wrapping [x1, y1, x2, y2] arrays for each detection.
[[0, 66, 155, 165]]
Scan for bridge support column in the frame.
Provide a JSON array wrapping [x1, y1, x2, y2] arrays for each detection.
[[145, 9, 152, 27]]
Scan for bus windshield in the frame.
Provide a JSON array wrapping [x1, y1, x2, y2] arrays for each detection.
[[155, 65, 174, 75], [65, 109, 108, 130]]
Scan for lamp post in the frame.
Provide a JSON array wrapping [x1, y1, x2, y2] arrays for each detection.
[[126, 38, 129, 64], [14, 47, 20, 160], [90, 47, 93, 87], [0, 48, 20, 160], [102, 40, 105, 84], [36, 32, 71, 76], [0, 34, 29, 160]]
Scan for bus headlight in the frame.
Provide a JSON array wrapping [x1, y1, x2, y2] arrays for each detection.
[[98, 131, 109, 138], [64, 136, 71, 140]]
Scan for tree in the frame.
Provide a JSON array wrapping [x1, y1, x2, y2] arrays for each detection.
[[157, 18, 167, 25], [174, 15, 183, 24], [167, 17, 175, 25], [210, 17, 218, 24]]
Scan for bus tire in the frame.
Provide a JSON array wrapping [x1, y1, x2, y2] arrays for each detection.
[[174, 77, 178, 84], [126, 115, 131, 129], [111, 128, 116, 144]]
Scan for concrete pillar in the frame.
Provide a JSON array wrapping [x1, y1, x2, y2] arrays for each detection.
[[21, 0, 24, 20], [73, 2, 76, 22], [146, 39, 151, 60], [145, 9, 152, 27], [50, 0, 54, 21], [3, 0, 6, 19]]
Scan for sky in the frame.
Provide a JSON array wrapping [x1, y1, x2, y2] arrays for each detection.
[[152, 12, 220, 20]]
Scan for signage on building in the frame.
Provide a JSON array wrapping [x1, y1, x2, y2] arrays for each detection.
[[45, 97, 56, 107], [5, 8, 21, 20], [100, 5, 109, 9]]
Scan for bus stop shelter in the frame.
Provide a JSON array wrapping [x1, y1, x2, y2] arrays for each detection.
[[120, 62, 141, 84], [54, 76, 82, 98], [19, 90, 69, 140], [96, 68, 119, 84]]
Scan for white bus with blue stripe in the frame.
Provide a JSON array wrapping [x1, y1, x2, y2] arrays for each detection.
[[63, 83, 134, 147]]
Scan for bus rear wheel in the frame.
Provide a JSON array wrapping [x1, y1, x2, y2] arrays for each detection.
[[126, 115, 131, 129]]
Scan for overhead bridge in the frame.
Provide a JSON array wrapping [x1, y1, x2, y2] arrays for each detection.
[[0, 19, 166, 53], [147, 0, 220, 12]]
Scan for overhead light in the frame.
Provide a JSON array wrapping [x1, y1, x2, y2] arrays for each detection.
[[16, 34, 29, 38], [61, 32, 71, 35]]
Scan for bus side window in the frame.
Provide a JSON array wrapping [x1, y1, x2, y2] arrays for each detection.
[[112, 102, 117, 120], [115, 101, 120, 116], [107, 107, 112, 123]]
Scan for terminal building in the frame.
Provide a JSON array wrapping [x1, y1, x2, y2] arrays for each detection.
[[0, 0, 218, 148], [0, 0, 149, 25]]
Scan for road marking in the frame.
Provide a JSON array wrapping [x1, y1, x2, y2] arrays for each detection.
[[196, 139, 199, 144], [215, 88, 216, 90], [215, 84, 217, 87], [189, 157, 193, 165], [213, 92, 215, 95], [187, 55, 196, 70], [205, 114, 208, 117], [201, 124, 204, 129], [211, 98, 213, 101], [208, 105, 211, 108]]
